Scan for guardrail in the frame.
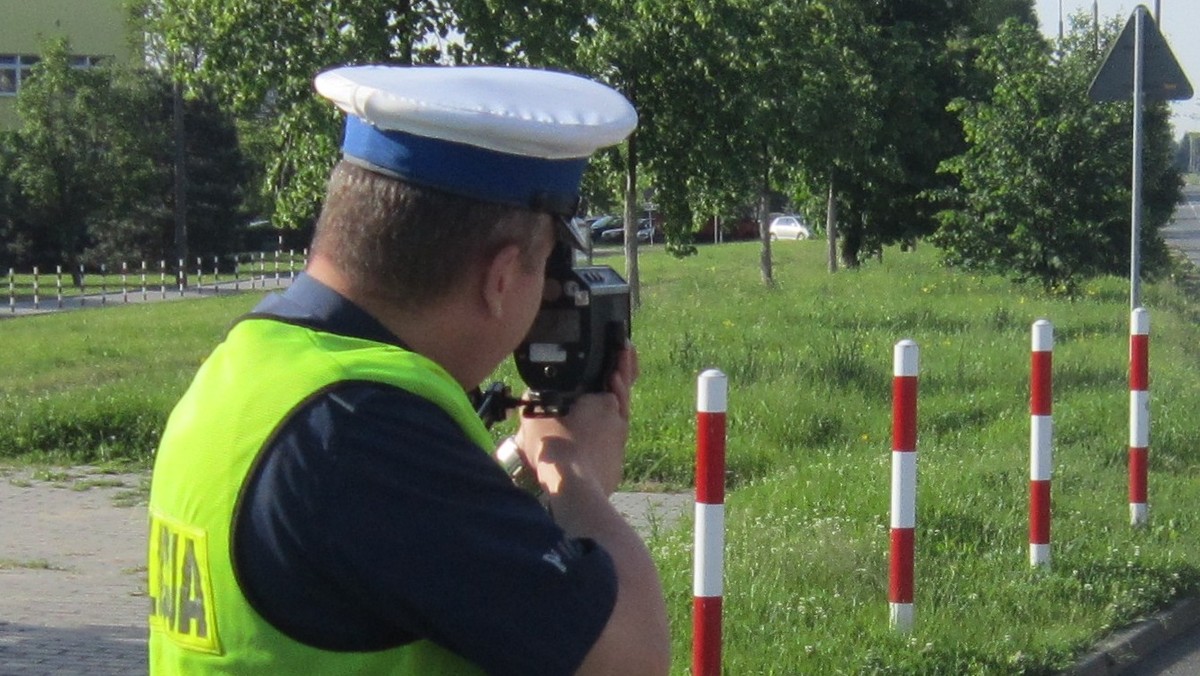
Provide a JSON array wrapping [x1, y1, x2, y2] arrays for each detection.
[[5, 250, 307, 314]]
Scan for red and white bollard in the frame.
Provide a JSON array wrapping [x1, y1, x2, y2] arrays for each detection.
[[1129, 308, 1150, 527], [890, 340, 918, 633], [1030, 320, 1053, 567], [693, 369, 727, 676]]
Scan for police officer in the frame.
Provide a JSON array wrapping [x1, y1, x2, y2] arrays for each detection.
[[147, 65, 669, 675]]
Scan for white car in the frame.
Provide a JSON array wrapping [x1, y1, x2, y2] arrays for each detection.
[[768, 215, 811, 240]]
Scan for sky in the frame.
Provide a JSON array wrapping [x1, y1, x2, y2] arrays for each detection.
[[1033, 1, 1199, 138]]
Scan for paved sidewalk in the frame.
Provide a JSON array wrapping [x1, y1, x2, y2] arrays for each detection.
[[0, 468, 148, 675], [0, 465, 690, 675]]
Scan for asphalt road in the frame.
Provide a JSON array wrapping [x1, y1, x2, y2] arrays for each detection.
[[1161, 184, 1200, 268], [1135, 623, 1200, 676]]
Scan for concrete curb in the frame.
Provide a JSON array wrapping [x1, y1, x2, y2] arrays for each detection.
[[1066, 596, 1200, 675]]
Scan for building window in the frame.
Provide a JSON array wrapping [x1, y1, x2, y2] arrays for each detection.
[[70, 55, 106, 69], [0, 55, 38, 96], [0, 55, 18, 95], [0, 54, 105, 97]]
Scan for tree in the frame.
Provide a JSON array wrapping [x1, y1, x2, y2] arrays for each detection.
[[2, 36, 250, 270], [0, 134, 34, 267], [933, 16, 1180, 291], [176, 91, 252, 258], [599, 0, 879, 286], [141, 0, 572, 230], [84, 77, 252, 266], [827, 1, 962, 267], [10, 38, 154, 269], [794, 0, 1040, 269]]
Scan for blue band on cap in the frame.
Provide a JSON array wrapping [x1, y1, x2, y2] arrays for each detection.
[[342, 116, 586, 213]]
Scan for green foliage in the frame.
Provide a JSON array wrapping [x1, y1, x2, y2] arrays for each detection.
[[0, 133, 33, 267], [821, 0, 984, 266], [0, 36, 250, 268], [136, 0, 1166, 296], [933, 17, 1181, 291], [0, 294, 258, 461], [138, 0, 570, 229], [83, 77, 253, 265], [9, 38, 149, 266], [172, 90, 254, 258]]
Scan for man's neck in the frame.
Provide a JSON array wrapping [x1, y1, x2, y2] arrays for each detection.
[[305, 257, 495, 390]]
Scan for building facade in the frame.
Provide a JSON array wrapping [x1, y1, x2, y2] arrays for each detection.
[[0, 0, 136, 129]]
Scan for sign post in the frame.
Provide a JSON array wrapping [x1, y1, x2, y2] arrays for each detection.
[[1088, 5, 1193, 310], [1131, 8, 1145, 309], [1089, 6, 1190, 530]]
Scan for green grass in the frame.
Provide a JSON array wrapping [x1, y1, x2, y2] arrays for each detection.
[[627, 243, 1200, 674], [0, 293, 263, 462], [5, 240, 1200, 672], [0, 558, 68, 571]]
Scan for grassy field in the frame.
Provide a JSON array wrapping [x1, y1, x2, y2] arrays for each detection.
[[4, 240, 1200, 673]]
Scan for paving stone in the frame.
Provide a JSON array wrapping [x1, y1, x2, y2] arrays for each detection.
[[0, 465, 689, 674]]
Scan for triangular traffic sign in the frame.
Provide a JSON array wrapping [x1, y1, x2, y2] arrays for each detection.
[[1088, 6, 1193, 102]]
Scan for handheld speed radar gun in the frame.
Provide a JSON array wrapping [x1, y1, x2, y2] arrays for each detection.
[[515, 235, 631, 415]]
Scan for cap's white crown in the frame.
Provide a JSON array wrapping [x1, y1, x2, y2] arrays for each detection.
[[314, 65, 637, 160]]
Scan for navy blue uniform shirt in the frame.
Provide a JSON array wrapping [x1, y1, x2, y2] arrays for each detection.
[[231, 274, 617, 675]]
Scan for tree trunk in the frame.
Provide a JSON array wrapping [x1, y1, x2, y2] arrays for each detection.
[[172, 75, 189, 287], [826, 176, 838, 274], [759, 182, 774, 288], [624, 130, 640, 309], [840, 220, 862, 268]]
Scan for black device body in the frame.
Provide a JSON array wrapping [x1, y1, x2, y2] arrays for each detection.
[[512, 239, 631, 415]]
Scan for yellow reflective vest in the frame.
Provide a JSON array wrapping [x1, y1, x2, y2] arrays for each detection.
[[148, 317, 491, 674]]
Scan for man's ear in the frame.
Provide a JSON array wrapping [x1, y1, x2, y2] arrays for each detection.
[[481, 244, 522, 319]]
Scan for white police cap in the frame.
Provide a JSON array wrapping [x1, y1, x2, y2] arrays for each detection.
[[314, 65, 637, 217]]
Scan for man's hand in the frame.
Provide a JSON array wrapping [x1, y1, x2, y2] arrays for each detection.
[[514, 342, 668, 675], [516, 342, 638, 497]]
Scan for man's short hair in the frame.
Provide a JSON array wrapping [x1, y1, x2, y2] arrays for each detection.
[[311, 160, 549, 310]]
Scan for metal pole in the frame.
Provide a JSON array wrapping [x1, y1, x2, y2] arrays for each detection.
[[1129, 309, 1151, 526], [1130, 7, 1145, 310], [1057, 0, 1064, 44], [692, 369, 727, 676], [1030, 321, 1054, 567], [890, 340, 918, 633]]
